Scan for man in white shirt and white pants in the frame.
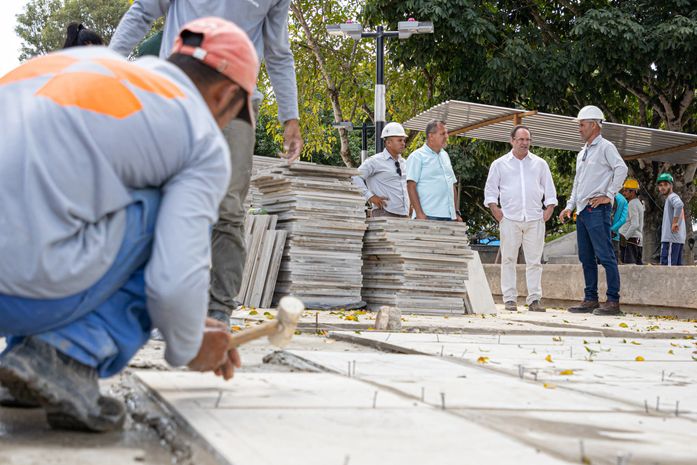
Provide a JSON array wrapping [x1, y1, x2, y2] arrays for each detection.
[[484, 125, 557, 312]]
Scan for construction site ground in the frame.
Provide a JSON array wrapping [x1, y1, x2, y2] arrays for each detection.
[[1, 305, 696, 465]]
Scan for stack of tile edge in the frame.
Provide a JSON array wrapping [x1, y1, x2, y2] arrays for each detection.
[[362, 217, 472, 314], [252, 162, 368, 308], [236, 214, 287, 309], [245, 155, 283, 211]]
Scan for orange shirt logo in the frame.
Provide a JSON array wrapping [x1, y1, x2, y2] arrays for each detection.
[[0, 53, 184, 119]]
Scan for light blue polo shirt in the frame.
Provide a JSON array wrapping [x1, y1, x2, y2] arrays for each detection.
[[406, 144, 457, 219]]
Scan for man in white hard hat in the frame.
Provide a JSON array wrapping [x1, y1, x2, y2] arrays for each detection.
[[352, 122, 410, 218], [484, 125, 557, 313], [559, 105, 628, 316]]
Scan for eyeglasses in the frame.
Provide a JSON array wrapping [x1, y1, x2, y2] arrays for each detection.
[[394, 160, 402, 176]]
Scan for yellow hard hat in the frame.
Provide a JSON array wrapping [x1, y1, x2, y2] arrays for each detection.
[[623, 178, 639, 190]]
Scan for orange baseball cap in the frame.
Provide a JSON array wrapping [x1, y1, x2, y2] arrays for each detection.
[[172, 17, 259, 125]]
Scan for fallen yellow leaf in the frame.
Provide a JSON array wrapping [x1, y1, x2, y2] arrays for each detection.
[[559, 369, 574, 375], [635, 356, 645, 362], [668, 350, 674, 355], [630, 341, 641, 345], [231, 325, 241, 332], [545, 354, 553, 363], [543, 383, 557, 389], [619, 322, 628, 328], [476, 356, 489, 364]]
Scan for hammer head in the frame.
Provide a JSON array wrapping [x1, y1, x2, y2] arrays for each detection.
[[269, 296, 304, 347]]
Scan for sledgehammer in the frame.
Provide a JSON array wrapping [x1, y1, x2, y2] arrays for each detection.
[[227, 296, 305, 349]]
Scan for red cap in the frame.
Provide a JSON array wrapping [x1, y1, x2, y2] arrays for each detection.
[[172, 17, 259, 124]]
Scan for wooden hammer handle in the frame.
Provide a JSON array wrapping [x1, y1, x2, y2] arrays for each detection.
[[227, 320, 280, 349]]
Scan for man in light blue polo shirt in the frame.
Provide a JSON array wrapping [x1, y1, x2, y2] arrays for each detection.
[[406, 120, 462, 222]]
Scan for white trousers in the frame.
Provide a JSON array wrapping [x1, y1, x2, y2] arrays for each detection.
[[499, 218, 545, 304]]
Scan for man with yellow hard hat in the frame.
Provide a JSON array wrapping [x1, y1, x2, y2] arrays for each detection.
[[618, 178, 644, 264]]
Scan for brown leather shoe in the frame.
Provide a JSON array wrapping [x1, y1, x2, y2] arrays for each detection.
[[593, 301, 624, 316], [528, 300, 546, 312], [504, 301, 518, 312], [567, 300, 599, 313]]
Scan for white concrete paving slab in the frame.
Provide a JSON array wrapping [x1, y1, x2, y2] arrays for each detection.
[[284, 348, 697, 464], [136, 372, 573, 465], [454, 409, 697, 465], [286, 350, 635, 412]]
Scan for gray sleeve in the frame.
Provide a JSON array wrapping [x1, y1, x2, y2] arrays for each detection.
[[670, 194, 684, 219], [604, 143, 628, 198], [566, 156, 581, 211], [262, 0, 299, 122], [623, 201, 641, 238], [109, 0, 170, 56], [145, 133, 231, 367], [353, 158, 375, 201]]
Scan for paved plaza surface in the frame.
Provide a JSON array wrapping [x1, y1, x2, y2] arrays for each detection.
[[1, 307, 696, 464]]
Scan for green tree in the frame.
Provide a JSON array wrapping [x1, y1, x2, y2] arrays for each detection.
[[16, 0, 130, 59]]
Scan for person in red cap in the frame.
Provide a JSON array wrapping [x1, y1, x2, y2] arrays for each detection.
[[0, 18, 257, 432]]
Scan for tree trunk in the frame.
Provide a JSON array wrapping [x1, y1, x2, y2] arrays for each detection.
[[290, 1, 354, 167]]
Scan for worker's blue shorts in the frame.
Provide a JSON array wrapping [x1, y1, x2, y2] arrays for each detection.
[[0, 189, 160, 378]]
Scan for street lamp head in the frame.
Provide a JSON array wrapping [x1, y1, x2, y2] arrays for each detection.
[[326, 22, 363, 40], [397, 20, 434, 39], [331, 121, 354, 131]]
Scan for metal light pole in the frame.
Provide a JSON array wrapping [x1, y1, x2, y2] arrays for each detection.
[[327, 19, 433, 155], [331, 121, 375, 163]]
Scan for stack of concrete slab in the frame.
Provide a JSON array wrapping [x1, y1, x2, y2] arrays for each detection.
[[236, 214, 287, 309], [362, 218, 473, 314], [252, 162, 367, 308], [244, 155, 283, 211]]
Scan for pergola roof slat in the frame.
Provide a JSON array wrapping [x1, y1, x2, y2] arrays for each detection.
[[404, 100, 697, 164]]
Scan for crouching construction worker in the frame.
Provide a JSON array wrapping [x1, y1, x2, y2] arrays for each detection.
[[0, 18, 258, 432]]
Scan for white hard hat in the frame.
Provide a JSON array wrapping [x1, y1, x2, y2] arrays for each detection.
[[575, 105, 605, 122], [381, 122, 407, 138]]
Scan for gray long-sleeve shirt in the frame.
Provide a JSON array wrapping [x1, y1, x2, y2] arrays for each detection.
[[618, 198, 644, 242], [566, 135, 628, 212], [661, 192, 686, 244], [109, 0, 299, 122], [0, 47, 230, 367], [352, 150, 409, 216]]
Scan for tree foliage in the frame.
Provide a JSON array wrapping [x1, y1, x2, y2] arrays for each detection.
[[15, 0, 129, 60]]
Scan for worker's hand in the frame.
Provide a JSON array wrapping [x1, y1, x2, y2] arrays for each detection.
[[559, 208, 572, 223], [543, 207, 554, 222], [490, 205, 504, 223], [588, 196, 611, 208], [415, 211, 428, 221], [369, 195, 388, 209], [281, 119, 303, 163], [214, 347, 242, 381], [672, 222, 679, 233], [188, 329, 232, 374], [455, 214, 463, 223]]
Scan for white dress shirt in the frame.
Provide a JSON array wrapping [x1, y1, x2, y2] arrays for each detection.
[[484, 151, 558, 222]]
